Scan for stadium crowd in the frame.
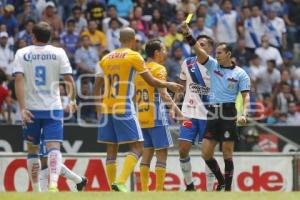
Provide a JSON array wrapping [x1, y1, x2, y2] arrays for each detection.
[[0, 0, 300, 125]]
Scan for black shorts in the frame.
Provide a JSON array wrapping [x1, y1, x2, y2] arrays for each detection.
[[204, 103, 238, 142]]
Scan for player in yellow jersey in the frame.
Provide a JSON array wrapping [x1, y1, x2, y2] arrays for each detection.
[[93, 27, 183, 192], [135, 39, 184, 191]]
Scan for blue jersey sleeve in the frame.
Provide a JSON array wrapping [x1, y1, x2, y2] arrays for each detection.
[[203, 56, 218, 73], [238, 70, 251, 92]]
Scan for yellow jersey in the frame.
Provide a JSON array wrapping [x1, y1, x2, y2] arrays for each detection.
[[135, 62, 168, 128], [81, 30, 106, 48], [99, 48, 147, 114]]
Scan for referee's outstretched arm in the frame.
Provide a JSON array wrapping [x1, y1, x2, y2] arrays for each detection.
[[180, 22, 209, 64]]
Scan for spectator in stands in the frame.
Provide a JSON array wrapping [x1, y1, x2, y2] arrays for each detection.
[[283, 0, 300, 50], [165, 42, 184, 82], [286, 101, 300, 125], [240, 6, 251, 23], [102, 4, 129, 33], [75, 35, 99, 76], [265, 6, 287, 51], [233, 38, 253, 67], [262, 0, 284, 16], [17, 19, 35, 45], [16, 0, 38, 30], [153, 0, 175, 21], [214, 0, 239, 47], [164, 22, 183, 50], [0, 24, 14, 48], [130, 6, 149, 34], [59, 83, 76, 123], [108, 0, 133, 18], [86, 0, 106, 26], [129, 19, 147, 42], [255, 93, 274, 122], [0, 4, 18, 37], [81, 19, 106, 52], [0, 68, 12, 124], [249, 54, 265, 83], [192, 16, 214, 39], [14, 38, 27, 52], [177, 0, 196, 15], [77, 80, 97, 123], [60, 19, 80, 69], [281, 51, 296, 73], [151, 8, 167, 36], [274, 82, 296, 114], [196, 1, 215, 29], [255, 59, 281, 96], [41, 1, 64, 38], [106, 18, 122, 51], [243, 5, 265, 53], [68, 5, 88, 34], [0, 32, 14, 75], [207, 0, 221, 16], [255, 35, 283, 67], [172, 10, 185, 25], [135, 0, 154, 16]]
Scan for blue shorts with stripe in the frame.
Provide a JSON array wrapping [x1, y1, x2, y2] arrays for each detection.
[[143, 126, 173, 150], [179, 118, 207, 144], [97, 114, 143, 144], [23, 110, 64, 146]]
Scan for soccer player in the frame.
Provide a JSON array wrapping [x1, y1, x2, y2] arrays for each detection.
[[173, 35, 215, 191], [39, 137, 87, 192], [13, 22, 77, 192], [93, 27, 183, 192], [136, 39, 184, 191], [181, 22, 250, 191]]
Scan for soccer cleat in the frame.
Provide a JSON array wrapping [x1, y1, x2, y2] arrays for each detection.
[[216, 184, 225, 191], [185, 182, 195, 191], [48, 186, 58, 192], [111, 182, 128, 192], [76, 177, 87, 191]]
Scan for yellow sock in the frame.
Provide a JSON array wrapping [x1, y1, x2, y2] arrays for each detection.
[[106, 162, 117, 186], [140, 164, 150, 191], [155, 166, 166, 191], [117, 153, 138, 184]]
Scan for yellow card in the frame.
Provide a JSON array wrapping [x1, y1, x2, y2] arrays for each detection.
[[185, 13, 193, 23]]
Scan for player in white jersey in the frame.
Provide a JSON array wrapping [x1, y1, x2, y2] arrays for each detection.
[[13, 22, 77, 192], [173, 35, 215, 191]]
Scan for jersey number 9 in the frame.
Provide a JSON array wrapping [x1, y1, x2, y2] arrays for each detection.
[[35, 66, 46, 86]]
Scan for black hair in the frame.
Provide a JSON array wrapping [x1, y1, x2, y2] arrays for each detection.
[[196, 35, 214, 48], [145, 39, 162, 58], [25, 19, 36, 25], [32, 21, 51, 43], [66, 19, 76, 25], [0, 68, 7, 85], [221, 0, 232, 6], [107, 4, 116, 10], [267, 59, 276, 67], [217, 42, 232, 55], [72, 5, 81, 12]]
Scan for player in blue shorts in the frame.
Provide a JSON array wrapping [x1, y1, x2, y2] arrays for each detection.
[[13, 22, 76, 192], [135, 39, 184, 191], [173, 35, 216, 191], [93, 27, 183, 192]]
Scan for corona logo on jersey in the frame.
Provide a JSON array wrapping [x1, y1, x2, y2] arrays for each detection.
[[23, 53, 57, 62]]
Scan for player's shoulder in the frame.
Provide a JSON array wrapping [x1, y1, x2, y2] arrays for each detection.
[[235, 66, 249, 76]]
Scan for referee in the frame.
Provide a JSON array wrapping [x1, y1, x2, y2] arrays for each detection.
[[181, 22, 250, 191]]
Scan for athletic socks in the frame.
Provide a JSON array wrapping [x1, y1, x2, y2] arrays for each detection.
[[155, 162, 166, 191], [27, 154, 41, 192], [205, 164, 215, 192], [205, 158, 225, 186], [179, 157, 193, 185], [106, 158, 117, 186], [224, 158, 234, 191], [60, 164, 82, 184], [140, 163, 150, 191], [47, 148, 62, 188], [117, 152, 140, 184]]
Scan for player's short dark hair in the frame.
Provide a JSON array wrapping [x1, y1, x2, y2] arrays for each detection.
[[250, 54, 259, 60], [67, 19, 76, 25], [26, 19, 36, 25], [217, 42, 232, 54], [145, 39, 162, 58], [72, 5, 81, 12], [108, 4, 116, 10], [267, 59, 276, 67], [221, 0, 232, 6], [32, 22, 51, 43], [196, 35, 214, 48]]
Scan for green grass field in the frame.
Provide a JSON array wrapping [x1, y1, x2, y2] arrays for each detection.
[[0, 192, 299, 200]]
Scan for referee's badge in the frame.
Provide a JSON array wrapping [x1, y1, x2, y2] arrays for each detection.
[[224, 131, 230, 138]]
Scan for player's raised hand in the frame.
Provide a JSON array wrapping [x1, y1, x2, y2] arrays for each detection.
[[180, 21, 191, 36], [166, 82, 184, 93], [237, 115, 247, 125], [21, 109, 34, 123]]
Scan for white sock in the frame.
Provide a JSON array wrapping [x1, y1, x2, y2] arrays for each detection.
[[27, 155, 41, 192], [180, 157, 193, 185], [40, 168, 49, 192], [205, 164, 215, 191], [47, 149, 62, 188], [60, 164, 82, 184]]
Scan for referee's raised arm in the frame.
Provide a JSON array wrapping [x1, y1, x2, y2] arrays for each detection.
[[180, 22, 209, 65]]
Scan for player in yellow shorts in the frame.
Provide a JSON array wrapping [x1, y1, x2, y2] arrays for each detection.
[[93, 27, 183, 192], [135, 39, 184, 191]]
